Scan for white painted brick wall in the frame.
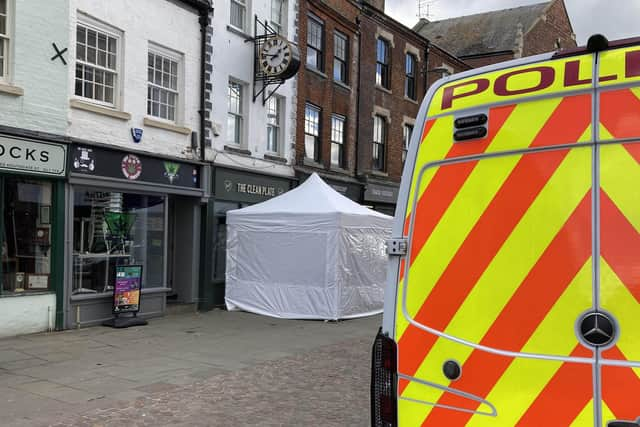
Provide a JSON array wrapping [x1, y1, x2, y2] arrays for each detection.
[[0, 0, 69, 134], [210, 0, 297, 177], [67, 0, 203, 160], [0, 294, 56, 338]]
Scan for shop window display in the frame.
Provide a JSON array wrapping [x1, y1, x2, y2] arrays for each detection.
[[72, 189, 165, 294], [1, 178, 53, 295]]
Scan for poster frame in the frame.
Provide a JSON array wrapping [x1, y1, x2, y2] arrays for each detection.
[[112, 264, 143, 315]]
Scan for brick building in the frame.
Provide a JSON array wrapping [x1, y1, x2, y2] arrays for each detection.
[[295, 0, 363, 201], [414, 0, 576, 68], [296, 0, 469, 213], [357, 0, 468, 214]]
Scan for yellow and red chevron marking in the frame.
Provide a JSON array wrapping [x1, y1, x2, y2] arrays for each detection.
[[395, 92, 596, 425], [396, 94, 592, 376], [396, 95, 592, 342], [420, 194, 593, 425], [598, 136, 640, 424], [514, 346, 594, 425], [601, 350, 640, 422], [600, 88, 640, 140]]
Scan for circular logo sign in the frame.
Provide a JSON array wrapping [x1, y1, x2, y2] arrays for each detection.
[[579, 311, 616, 347], [121, 154, 142, 180]]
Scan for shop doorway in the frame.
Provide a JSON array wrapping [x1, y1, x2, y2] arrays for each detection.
[[167, 196, 200, 309], [212, 201, 247, 285]]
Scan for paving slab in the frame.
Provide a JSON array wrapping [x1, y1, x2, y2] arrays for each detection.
[[0, 310, 380, 426]]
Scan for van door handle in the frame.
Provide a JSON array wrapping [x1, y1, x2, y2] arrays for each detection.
[[608, 419, 640, 427]]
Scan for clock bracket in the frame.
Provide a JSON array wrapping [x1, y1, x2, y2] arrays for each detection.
[[247, 16, 298, 105]]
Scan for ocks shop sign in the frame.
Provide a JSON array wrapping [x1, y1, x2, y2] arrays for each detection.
[[0, 137, 67, 177]]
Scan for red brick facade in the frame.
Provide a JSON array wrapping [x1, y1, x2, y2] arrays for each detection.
[[461, 0, 576, 67], [461, 52, 515, 69], [295, 0, 469, 211], [295, 0, 362, 193], [523, 0, 576, 56], [357, 4, 468, 211]]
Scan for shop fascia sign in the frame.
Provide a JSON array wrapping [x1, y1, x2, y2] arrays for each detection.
[[217, 168, 289, 203], [234, 182, 280, 197], [0, 136, 67, 177], [364, 183, 399, 203]]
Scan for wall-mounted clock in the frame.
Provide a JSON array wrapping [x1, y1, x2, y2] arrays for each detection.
[[259, 35, 300, 80]]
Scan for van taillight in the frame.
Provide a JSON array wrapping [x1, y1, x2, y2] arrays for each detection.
[[371, 328, 397, 427]]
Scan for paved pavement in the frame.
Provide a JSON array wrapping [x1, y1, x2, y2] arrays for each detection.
[[0, 310, 380, 426]]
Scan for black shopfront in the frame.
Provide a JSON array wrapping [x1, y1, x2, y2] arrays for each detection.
[[295, 172, 363, 202], [66, 144, 205, 327], [363, 182, 399, 216], [204, 166, 296, 307]]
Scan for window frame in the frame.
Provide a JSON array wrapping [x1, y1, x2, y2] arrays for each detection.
[[71, 188, 168, 295], [227, 79, 245, 146], [147, 44, 183, 124], [376, 38, 390, 89], [306, 14, 324, 72], [403, 123, 413, 165], [372, 115, 387, 171], [405, 53, 417, 100], [266, 95, 282, 154], [270, 0, 286, 36], [0, 0, 11, 82], [330, 114, 346, 168], [304, 103, 321, 162], [230, 0, 248, 32], [74, 16, 122, 109], [333, 31, 348, 84]]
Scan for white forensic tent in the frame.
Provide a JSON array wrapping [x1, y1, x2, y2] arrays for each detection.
[[225, 173, 392, 320]]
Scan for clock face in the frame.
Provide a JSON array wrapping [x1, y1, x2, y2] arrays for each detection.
[[260, 36, 293, 76]]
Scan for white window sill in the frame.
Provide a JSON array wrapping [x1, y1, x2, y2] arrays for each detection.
[[330, 166, 350, 174], [404, 96, 419, 105], [226, 25, 252, 41], [375, 85, 392, 95], [70, 99, 132, 120], [144, 117, 191, 135], [306, 66, 328, 79], [224, 144, 252, 156], [0, 82, 24, 97], [263, 153, 287, 164], [333, 80, 351, 91], [303, 158, 324, 168]]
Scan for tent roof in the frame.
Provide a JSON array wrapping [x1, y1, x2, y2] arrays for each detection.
[[227, 173, 391, 218]]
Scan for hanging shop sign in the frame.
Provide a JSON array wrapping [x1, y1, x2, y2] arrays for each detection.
[[215, 167, 293, 204], [0, 136, 67, 177], [113, 265, 143, 314], [70, 145, 200, 189]]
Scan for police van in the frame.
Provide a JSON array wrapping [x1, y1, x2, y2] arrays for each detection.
[[372, 35, 640, 426]]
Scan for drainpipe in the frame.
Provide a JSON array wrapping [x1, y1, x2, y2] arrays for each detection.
[[198, 7, 211, 162], [355, 16, 362, 179], [424, 39, 430, 94]]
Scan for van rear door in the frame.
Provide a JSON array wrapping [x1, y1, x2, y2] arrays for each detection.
[[596, 44, 640, 425], [393, 53, 600, 426]]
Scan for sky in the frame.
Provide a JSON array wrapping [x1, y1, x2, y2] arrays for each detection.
[[386, 0, 640, 46]]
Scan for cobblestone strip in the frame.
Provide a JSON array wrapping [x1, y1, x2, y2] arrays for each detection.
[[47, 337, 372, 427]]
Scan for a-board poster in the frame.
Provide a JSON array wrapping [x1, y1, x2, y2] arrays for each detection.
[[113, 265, 143, 313]]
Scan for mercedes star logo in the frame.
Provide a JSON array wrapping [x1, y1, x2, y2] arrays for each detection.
[[579, 311, 616, 347]]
